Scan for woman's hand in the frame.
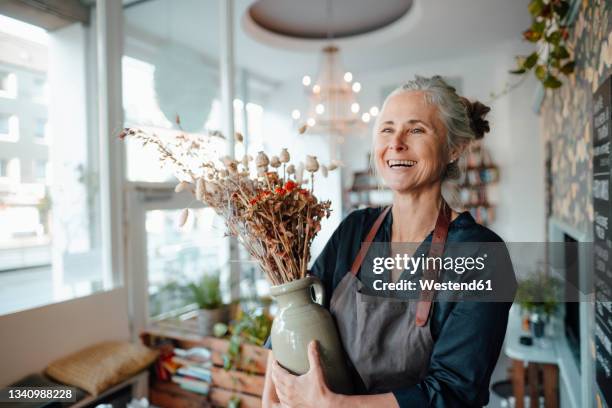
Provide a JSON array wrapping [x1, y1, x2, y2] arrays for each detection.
[[271, 340, 337, 408]]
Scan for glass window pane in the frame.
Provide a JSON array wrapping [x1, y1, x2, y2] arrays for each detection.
[[0, 14, 105, 316], [147, 207, 228, 318]]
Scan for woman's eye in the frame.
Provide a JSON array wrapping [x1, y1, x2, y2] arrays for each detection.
[[411, 128, 424, 134], [380, 128, 393, 134]]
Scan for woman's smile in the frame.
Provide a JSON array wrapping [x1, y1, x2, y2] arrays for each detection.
[[386, 159, 418, 169]]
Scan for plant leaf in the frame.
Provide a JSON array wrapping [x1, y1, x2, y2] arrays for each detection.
[[560, 61, 576, 75], [510, 68, 527, 75], [524, 52, 539, 69], [535, 65, 547, 80], [523, 29, 542, 42], [528, 0, 543, 15], [532, 20, 546, 33], [551, 46, 569, 59], [543, 74, 562, 88], [545, 31, 562, 45], [554, 1, 570, 19]]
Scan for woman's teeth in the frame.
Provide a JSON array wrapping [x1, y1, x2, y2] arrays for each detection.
[[387, 159, 417, 168]]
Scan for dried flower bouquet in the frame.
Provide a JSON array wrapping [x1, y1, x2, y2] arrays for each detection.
[[120, 127, 340, 286]]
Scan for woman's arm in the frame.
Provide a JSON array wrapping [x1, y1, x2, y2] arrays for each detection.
[[392, 300, 513, 407], [271, 341, 399, 408]]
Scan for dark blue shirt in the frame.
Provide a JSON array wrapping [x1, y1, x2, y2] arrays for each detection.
[[309, 207, 516, 407]]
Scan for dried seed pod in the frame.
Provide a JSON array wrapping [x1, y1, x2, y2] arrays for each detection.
[[178, 208, 189, 227], [205, 181, 219, 194], [227, 161, 238, 174], [296, 162, 305, 184], [298, 124, 308, 134], [175, 181, 191, 193], [241, 154, 251, 168], [279, 148, 290, 163], [286, 164, 295, 175], [320, 164, 328, 178], [256, 151, 270, 167], [219, 169, 229, 177], [196, 177, 205, 200], [330, 159, 343, 169], [222, 155, 233, 167], [305, 155, 319, 172], [270, 156, 281, 168], [235, 132, 244, 143]]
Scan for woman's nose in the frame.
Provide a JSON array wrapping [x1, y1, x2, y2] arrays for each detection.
[[389, 132, 408, 151]]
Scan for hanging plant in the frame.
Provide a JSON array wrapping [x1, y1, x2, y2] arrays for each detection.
[[510, 0, 576, 89]]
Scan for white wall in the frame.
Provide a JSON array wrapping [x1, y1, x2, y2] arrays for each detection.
[[0, 288, 130, 386], [263, 38, 545, 245]]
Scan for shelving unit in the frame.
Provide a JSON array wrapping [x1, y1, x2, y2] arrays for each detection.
[[141, 317, 268, 408], [456, 141, 499, 226]]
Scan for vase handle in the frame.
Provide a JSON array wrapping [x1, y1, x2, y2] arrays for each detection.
[[309, 275, 325, 306]]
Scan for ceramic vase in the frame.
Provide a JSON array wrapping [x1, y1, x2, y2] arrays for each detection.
[[270, 275, 353, 394]]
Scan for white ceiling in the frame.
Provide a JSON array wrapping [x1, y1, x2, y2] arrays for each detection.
[[124, 0, 532, 83]]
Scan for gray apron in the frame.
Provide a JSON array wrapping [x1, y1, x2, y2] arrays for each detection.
[[329, 202, 451, 393]]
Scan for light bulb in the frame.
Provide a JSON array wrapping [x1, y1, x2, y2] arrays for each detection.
[[362, 113, 371, 123], [351, 103, 360, 113], [315, 104, 325, 115], [291, 109, 301, 120], [352, 82, 361, 92], [302, 75, 311, 86], [307, 118, 316, 127], [343, 72, 353, 82], [313, 84, 321, 94], [369, 106, 379, 116]]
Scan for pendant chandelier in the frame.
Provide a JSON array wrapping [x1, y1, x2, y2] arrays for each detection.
[[290, 0, 379, 153], [292, 45, 379, 147]]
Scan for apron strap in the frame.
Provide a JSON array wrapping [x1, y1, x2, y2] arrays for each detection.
[[349, 206, 392, 276], [346, 202, 452, 327], [415, 200, 451, 327]]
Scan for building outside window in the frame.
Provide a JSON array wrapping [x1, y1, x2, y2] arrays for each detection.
[[0, 158, 7, 177], [34, 118, 47, 142], [0, 70, 17, 98], [0, 13, 105, 316], [31, 77, 47, 102], [33, 159, 46, 182]]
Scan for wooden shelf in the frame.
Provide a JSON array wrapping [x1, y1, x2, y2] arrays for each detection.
[[142, 319, 269, 408]]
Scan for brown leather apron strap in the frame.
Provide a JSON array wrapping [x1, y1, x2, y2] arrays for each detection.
[[349, 206, 392, 276], [348, 202, 452, 327], [415, 201, 451, 327]]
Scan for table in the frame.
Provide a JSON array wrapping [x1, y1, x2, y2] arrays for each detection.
[[504, 306, 560, 408]]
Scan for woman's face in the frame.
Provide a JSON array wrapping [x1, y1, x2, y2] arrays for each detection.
[[374, 91, 451, 194]]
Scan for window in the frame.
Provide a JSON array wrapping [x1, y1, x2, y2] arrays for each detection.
[[0, 13, 105, 316], [0, 70, 17, 98], [0, 113, 18, 141], [0, 158, 7, 177], [32, 77, 47, 102], [33, 159, 47, 181], [0, 113, 9, 134], [34, 118, 47, 142]]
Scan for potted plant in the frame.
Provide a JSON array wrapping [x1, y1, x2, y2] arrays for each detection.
[[188, 274, 228, 336], [516, 272, 561, 338]]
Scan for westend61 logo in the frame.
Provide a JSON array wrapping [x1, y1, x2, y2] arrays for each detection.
[[372, 253, 487, 275]]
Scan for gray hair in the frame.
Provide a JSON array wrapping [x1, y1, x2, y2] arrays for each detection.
[[374, 75, 490, 180]]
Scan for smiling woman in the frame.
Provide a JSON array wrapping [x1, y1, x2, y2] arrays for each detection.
[[263, 75, 516, 408]]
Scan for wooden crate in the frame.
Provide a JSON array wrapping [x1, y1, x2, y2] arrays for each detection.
[[142, 321, 268, 408]]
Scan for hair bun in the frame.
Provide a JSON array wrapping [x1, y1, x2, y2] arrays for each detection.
[[461, 98, 491, 140]]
